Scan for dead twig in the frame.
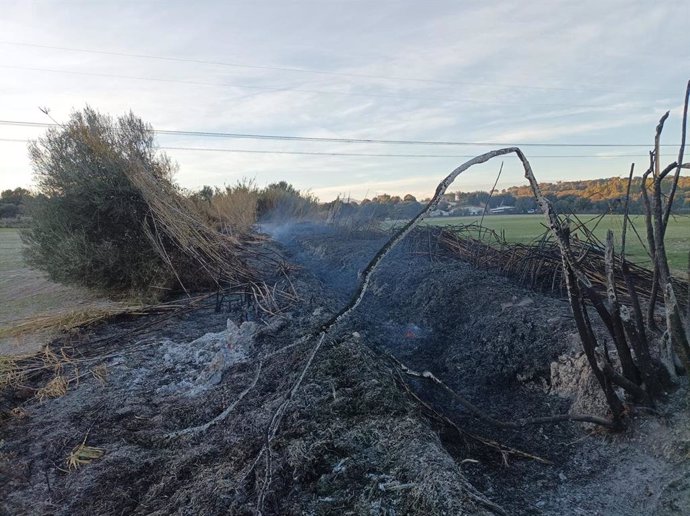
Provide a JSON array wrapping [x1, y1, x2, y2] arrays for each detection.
[[393, 369, 551, 465], [389, 354, 616, 429]]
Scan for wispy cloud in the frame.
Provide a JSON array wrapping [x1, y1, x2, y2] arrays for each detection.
[[0, 0, 688, 199]]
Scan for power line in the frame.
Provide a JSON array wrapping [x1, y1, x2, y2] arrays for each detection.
[[0, 40, 653, 95], [0, 137, 658, 159], [159, 146, 654, 159], [0, 121, 56, 129], [0, 119, 677, 148], [155, 133, 676, 149]]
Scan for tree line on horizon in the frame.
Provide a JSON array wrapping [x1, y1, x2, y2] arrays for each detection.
[[4, 175, 688, 223], [330, 175, 690, 220]]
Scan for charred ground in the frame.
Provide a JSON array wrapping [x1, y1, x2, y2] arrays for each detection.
[[1, 223, 688, 515]]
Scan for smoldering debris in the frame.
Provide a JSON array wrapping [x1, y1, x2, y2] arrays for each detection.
[[1, 223, 689, 516]]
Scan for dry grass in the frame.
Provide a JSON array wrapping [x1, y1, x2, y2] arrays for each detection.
[[35, 375, 68, 401], [67, 440, 105, 470], [0, 355, 24, 389], [209, 190, 258, 234], [1, 347, 104, 413], [0, 305, 142, 341], [91, 363, 108, 385], [2, 347, 73, 405], [2, 346, 75, 401], [194, 181, 259, 235]]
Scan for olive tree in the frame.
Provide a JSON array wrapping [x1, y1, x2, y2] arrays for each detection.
[[24, 107, 179, 297]]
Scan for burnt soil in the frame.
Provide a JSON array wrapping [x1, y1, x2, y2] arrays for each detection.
[[1, 222, 689, 515]]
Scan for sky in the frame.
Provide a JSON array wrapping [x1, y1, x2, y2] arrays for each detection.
[[0, 0, 689, 201]]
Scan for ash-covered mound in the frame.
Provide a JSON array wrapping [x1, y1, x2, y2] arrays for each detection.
[[263, 222, 690, 515]]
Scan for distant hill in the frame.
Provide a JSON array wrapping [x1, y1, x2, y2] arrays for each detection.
[[452, 176, 690, 215], [505, 176, 690, 202]]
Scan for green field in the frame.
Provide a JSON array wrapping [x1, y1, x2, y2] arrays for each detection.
[[421, 214, 689, 274]]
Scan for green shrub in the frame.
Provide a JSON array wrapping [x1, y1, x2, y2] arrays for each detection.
[[23, 107, 179, 298]]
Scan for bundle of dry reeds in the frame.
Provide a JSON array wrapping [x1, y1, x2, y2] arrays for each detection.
[[125, 163, 250, 287], [412, 224, 688, 312], [123, 162, 290, 314]]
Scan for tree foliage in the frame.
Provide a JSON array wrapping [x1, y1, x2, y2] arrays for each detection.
[[0, 187, 33, 219], [256, 181, 318, 220], [336, 175, 690, 222], [23, 107, 180, 297]]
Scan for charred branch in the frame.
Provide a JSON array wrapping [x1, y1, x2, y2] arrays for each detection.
[[605, 230, 641, 387], [390, 354, 618, 430]]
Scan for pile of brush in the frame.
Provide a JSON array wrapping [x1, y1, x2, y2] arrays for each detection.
[[412, 222, 688, 313], [124, 161, 259, 295], [22, 107, 272, 303]]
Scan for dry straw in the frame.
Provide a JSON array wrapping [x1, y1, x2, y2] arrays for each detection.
[[124, 162, 282, 312], [67, 439, 105, 470]]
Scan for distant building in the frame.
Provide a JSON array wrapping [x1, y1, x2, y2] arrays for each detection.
[[461, 205, 484, 216], [489, 206, 516, 214]]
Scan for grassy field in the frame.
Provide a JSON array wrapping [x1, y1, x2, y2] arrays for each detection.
[[0, 227, 26, 272], [0, 228, 119, 354], [421, 214, 689, 273]]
